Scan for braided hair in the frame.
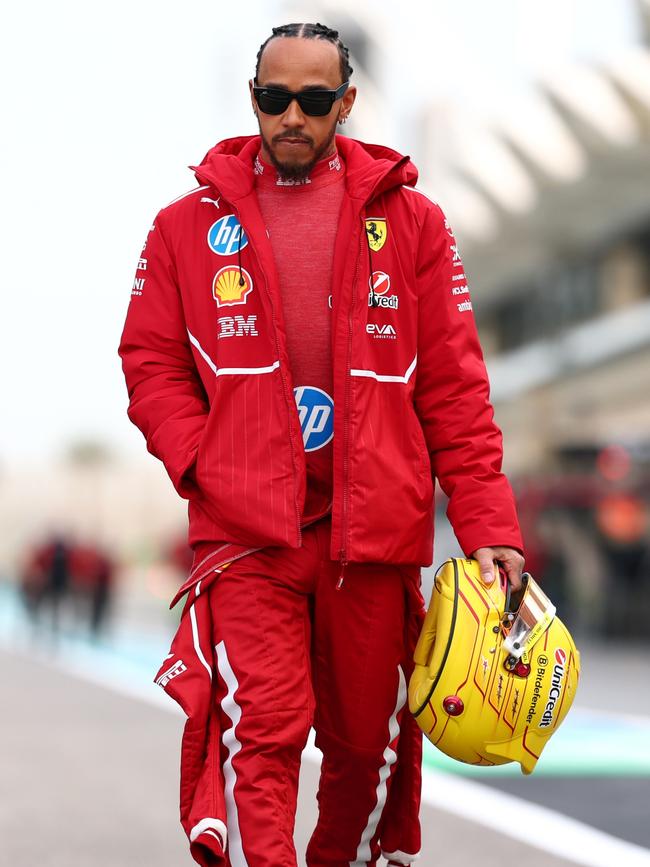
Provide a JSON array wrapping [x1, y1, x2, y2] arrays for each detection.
[[255, 23, 353, 83]]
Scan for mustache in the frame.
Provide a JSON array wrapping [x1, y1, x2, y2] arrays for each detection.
[[273, 132, 314, 145]]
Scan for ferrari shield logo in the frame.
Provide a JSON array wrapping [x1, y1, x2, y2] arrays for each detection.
[[365, 218, 387, 252]]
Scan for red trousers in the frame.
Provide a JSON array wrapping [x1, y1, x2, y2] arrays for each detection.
[[209, 518, 424, 867]]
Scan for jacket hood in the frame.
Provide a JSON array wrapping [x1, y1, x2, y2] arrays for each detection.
[[192, 134, 418, 204]]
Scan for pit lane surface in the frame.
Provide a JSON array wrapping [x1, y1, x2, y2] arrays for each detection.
[[1, 586, 649, 866], [0, 649, 582, 867]]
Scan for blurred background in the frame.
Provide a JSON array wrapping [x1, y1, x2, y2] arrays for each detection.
[[1, 1, 649, 865]]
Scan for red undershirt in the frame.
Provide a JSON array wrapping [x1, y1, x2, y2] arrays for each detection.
[[254, 149, 346, 523]]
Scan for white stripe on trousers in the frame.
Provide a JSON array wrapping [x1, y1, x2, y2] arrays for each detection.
[[190, 600, 212, 680], [215, 639, 249, 867], [350, 666, 408, 866]]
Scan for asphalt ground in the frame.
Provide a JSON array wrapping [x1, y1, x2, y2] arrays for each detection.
[[1, 649, 583, 867], [1, 582, 650, 866]]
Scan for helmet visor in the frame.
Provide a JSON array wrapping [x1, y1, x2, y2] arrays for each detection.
[[502, 574, 556, 659]]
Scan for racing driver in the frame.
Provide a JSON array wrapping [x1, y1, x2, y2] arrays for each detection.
[[118, 21, 525, 867]]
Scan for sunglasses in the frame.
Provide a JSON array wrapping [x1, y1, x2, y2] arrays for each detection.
[[253, 81, 349, 117]]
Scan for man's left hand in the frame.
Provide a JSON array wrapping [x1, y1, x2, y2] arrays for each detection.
[[471, 547, 525, 591]]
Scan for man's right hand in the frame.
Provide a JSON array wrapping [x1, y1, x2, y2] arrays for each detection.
[[471, 546, 525, 591]]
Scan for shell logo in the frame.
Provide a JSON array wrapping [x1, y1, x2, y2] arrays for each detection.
[[212, 266, 253, 307]]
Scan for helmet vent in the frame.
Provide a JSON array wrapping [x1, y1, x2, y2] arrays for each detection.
[[443, 695, 464, 716]]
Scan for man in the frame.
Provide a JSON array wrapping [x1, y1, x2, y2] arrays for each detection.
[[119, 22, 524, 867]]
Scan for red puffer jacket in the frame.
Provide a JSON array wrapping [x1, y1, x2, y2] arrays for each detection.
[[119, 134, 522, 565]]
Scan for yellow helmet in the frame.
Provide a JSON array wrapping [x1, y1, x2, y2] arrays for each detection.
[[409, 558, 580, 775]]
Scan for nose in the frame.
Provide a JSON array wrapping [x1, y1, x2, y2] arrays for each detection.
[[282, 96, 306, 127]]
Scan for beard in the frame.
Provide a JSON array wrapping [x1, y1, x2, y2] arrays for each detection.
[[259, 117, 338, 181]]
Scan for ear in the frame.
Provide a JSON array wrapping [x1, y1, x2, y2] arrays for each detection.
[[338, 84, 357, 123]]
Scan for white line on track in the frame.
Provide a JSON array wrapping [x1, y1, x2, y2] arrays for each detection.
[[419, 765, 650, 867], [0, 634, 183, 715], [296, 739, 650, 866]]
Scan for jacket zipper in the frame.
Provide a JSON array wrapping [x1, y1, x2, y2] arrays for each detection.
[[232, 203, 303, 546], [339, 221, 365, 573]]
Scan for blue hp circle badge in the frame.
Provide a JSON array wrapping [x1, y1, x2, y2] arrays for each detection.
[[207, 215, 249, 256], [294, 386, 334, 452]]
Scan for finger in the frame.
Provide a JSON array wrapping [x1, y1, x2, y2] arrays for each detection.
[[475, 552, 496, 585], [500, 555, 523, 591]]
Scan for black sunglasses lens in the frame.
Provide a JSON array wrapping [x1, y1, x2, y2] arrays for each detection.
[[256, 91, 292, 115], [296, 94, 333, 116]]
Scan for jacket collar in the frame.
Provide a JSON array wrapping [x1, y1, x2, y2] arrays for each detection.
[[192, 134, 418, 205]]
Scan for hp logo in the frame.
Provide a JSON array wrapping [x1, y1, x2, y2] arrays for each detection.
[[294, 386, 334, 452], [207, 215, 249, 256]]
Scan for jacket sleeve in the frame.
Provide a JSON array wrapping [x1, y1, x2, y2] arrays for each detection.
[[118, 215, 208, 498], [413, 202, 523, 556]]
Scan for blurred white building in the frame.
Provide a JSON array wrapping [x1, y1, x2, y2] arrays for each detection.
[[283, 0, 650, 473]]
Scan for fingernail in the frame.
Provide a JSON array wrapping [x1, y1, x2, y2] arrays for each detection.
[[482, 572, 494, 584]]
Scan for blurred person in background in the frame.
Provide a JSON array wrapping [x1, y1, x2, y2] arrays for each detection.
[[20, 535, 115, 638], [68, 542, 115, 637], [20, 534, 71, 637], [119, 22, 524, 867]]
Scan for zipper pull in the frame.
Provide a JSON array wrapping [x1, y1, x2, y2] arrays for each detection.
[[337, 558, 348, 590]]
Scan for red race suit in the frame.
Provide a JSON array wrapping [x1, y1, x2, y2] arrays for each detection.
[[122, 134, 523, 867]]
